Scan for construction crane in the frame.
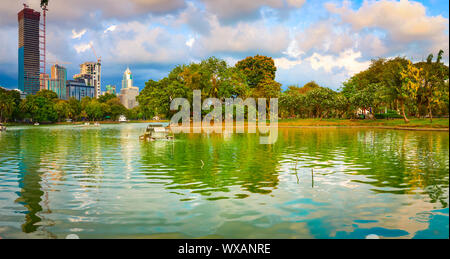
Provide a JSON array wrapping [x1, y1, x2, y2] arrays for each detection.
[[39, 1, 49, 89], [89, 43, 101, 64], [47, 60, 72, 66]]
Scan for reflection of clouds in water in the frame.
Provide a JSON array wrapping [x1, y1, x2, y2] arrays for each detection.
[[0, 124, 447, 238]]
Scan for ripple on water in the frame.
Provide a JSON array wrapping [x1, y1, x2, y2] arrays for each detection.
[[0, 125, 448, 238]]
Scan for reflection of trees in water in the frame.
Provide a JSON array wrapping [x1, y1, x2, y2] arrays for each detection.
[[13, 129, 62, 237], [279, 128, 449, 207], [139, 129, 448, 205], [139, 133, 280, 197], [353, 131, 448, 207], [11, 127, 107, 235]]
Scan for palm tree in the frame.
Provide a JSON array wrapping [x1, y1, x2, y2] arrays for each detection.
[[0, 94, 15, 123]]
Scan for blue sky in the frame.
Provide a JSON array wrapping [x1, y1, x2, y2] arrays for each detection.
[[0, 0, 448, 92]]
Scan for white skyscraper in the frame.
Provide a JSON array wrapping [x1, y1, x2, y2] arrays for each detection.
[[119, 67, 139, 109], [122, 67, 133, 89]]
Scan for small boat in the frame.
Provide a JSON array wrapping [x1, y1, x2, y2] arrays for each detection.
[[34, 122, 39, 126], [94, 122, 100, 126], [118, 115, 127, 122], [0, 123, 6, 132], [84, 122, 90, 126], [140, 124, 174, 141]]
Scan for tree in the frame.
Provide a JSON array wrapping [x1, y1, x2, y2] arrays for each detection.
[[36, 89, 58, 101], [349, 83, 377, 118], [67, 97, 81, 121], [98, 93, 117, 103], [306, 87, 336, 119], [301, 81, 321, 93], [20, 90, 58, 123], [54, 100, 70, 122], [0, 88, 21, 123], [106, 98, 127, 121], [414, 50, 449, 122], [333, 93, 350, 118], [236, 55, 276, 89], [138, 57, 250, 119], [253, 77, 281, 98], [381, 57, 411, 123], [84, 99, 103, 121]]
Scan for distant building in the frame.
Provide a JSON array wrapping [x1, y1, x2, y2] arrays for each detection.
[[119, 87, 139, 109], [73, 73, 93, 86], [105, 84, 116, 95], [75, 62, 101, 98], [122, 67, 133, 89], [18, 5, 41, 96], [40, 64, 67, 99], [118, 67, 139, 109], [66, 79, 95, 101]]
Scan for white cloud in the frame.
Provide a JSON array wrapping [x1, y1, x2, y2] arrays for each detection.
[[71, 29, 86, 39], [74, 41, 92, 53], [104, 25, 117, 34], [326, 0, 449, 60], [194, 16, 290, 56], [199, 0, 306, 22], [307, 49, 370, 76], [186, 37, 195, 48], [283, 39, 303, 58], [326, 0, 448, 42], [295, 19, 354, 55], [286, 0, 306, 8], [104, 21, 188, 64], [274, 57, 303, 70]]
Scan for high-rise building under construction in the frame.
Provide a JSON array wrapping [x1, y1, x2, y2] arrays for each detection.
[[75, 62, 101, 98], [18, 5, 40, 95], [40, 64, 67, 100]]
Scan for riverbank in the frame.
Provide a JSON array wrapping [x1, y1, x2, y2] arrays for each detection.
[[277, 118, 449, 130], [3, 120, 165, 126], [4, 118, 448, 131]]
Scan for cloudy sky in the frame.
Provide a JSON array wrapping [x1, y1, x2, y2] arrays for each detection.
[[0, 0, 448, 92]]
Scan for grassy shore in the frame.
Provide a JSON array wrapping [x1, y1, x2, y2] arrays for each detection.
[[4, 120, 165, 126], [277, 118, 449, 129]]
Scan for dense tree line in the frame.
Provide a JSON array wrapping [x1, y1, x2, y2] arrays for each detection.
[[1, 52, 448, 123], [136, 55, 281, 119], [137, 52, 448, 122], [0, 89, 127, 123]]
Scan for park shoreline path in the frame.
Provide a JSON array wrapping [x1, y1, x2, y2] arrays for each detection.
[[276, 125, 449, 131]]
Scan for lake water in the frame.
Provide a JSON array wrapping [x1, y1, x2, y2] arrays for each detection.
[[0, 123, 448, 239]]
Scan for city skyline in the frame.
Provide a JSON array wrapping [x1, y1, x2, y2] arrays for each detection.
[[0, 0, 449, 92]]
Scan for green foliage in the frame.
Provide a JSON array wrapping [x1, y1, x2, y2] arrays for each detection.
[[84, 99, 103, 121], [414, 50, 449, 121], [0, 88, 21, 122], [338, 53, 449, 121], [54, 100, 70, 122], [137, 56, 254, 118], [2, 53, 448, 124], [374, 110, 403, 119], [20, 90, 58, 123], [105, 97, 127, 121], [279, 82, 350, 119], [98, 93, 117, 103], [67, 97, 81, 120], [236, 55, 276, 89], [349, 83, 377, 111]]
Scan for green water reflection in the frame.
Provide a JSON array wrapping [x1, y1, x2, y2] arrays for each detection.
[[0, 124, 448, 238]]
